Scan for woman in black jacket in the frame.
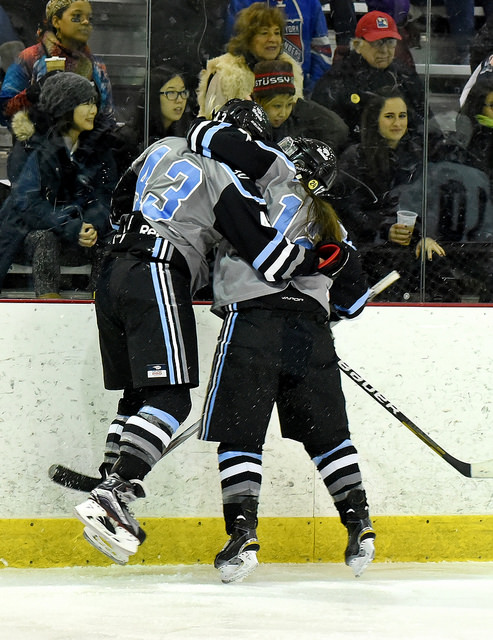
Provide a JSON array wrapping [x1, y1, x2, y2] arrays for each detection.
[[336, 88, 445, 300]]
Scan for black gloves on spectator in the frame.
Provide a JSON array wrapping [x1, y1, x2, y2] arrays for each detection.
[[316, 242, 349, 278]]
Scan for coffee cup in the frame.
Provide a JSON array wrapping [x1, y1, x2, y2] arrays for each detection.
[[45, 56, 66, 72], [396, 210, 417, 245]]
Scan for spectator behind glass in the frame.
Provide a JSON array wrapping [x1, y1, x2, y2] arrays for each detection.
[[454, 77, 493, 186], [0, 1, 46, 47], [365, 0, 415, 71], [312, 10, 426, 146], [252, 59, 349, 152], [0, 5, 24, 77], [134, 64, 193, 150], [226, 0, 332, 95], [197, 2, 303, 119], [0, 0, 114, 127], [0, 72, 117, 298], [335, 89, 445, 301]]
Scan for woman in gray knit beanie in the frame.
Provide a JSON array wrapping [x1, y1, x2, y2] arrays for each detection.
[[0, 70, 116, 298], [39, 71, 97, 119]]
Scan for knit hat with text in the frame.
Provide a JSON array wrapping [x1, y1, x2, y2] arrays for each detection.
[[253, 60, 295, 102]]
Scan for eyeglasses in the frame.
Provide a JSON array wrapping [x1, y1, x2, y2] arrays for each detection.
[[366, 38, 397, 49], [160, 90, 190, 101]]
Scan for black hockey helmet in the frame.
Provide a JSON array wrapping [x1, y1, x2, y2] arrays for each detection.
[[214, 98, 273, 141], [278, 136, 338, 197]]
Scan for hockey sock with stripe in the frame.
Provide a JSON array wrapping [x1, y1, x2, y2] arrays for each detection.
[[103, 414, 128, 469], [114, 406, 178, 480], [218, 448, 262, 534], [311, 439, 364, 525]]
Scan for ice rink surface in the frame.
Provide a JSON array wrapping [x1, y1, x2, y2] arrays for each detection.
[[1, 562, 492, 639]]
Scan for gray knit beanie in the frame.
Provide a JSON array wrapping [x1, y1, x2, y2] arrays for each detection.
[[38, 72, 97, 118]]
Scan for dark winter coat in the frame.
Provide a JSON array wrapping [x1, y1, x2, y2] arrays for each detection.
[[335, 135, 422, 245], [311, 50, 426, 144], [0, 119, 117, 288], [272, 98, 349, 152]]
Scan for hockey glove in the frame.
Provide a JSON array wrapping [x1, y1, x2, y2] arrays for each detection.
[[317, 242, 349, 278]]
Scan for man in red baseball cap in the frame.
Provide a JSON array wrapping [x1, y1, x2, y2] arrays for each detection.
[[312, 10, 425, 145], [354, 11, 402, 70], [356, 10, 402, 40]]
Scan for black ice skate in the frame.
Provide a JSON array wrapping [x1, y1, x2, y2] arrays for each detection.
[[214, 515, 260, 584], [344, 489, 376, 578], [74, 473, 146, 562]]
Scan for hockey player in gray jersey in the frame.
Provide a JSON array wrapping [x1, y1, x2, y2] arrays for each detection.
[[188, 116, 375, 583], [74, 101, 329, 563]]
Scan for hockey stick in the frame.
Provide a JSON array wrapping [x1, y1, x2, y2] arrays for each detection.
[[367, 270, 400, 301], [49, 270, 400, 492], [338, 360, 493, 478], [48, 420, 201, 492]]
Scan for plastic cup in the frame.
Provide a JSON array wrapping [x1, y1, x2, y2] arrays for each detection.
[[45, 56, 66, 72], [396, 210, 417, 245]]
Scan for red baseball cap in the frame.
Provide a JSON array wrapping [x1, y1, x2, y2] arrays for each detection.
[[355, 11, 402, 41]]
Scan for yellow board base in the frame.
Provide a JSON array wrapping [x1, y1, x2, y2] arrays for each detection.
[[1, 515, 492, 568]]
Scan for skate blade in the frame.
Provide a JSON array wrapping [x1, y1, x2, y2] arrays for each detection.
[[83, 527, 130, 565], [218, 550, 259, 584], [74, 499, 140, 555], [347, 538, 375, 578]]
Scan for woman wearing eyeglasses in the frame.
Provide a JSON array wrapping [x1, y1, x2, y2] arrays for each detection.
[[312, 10, 425, 146], [149, 65, 192, 142], [0, 0, 114, 127], [130, 64, 193, 159]]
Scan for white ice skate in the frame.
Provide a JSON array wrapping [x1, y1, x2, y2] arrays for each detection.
[[82, 526, 131, 565], [214, 515, 260, 584], [346, 535, 375, 578], [75, 498, 141, 557], [74, 473, 146, 562], [217, 549, 259, 584]]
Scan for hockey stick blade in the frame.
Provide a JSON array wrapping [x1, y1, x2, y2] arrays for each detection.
[[338, 360, 493, 479], [368, 270, 400, 301], [49, 464, 101, 492], [49, 420, 201, 491]]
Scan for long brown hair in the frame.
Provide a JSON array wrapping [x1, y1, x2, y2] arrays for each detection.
[[304, 191, 343, 244], [361, 87, 408, 183]]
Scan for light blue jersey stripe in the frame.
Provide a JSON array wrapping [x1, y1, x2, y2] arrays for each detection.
[[203, 311, 238, 439], [150, 262, 176, 384], [202, 122, 231, 158], [252, 231, 285, 270]]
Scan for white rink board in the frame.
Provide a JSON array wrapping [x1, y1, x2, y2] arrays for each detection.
[[0, 302, 492, 519]]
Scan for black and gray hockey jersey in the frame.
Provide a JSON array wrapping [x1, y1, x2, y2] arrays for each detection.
[[110, 136, 319, 294], [188, 119, 370, 318]]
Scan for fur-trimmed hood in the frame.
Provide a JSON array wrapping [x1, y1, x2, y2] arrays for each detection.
[[197, 51, 304, 119], [11, 110, 36, 142]]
